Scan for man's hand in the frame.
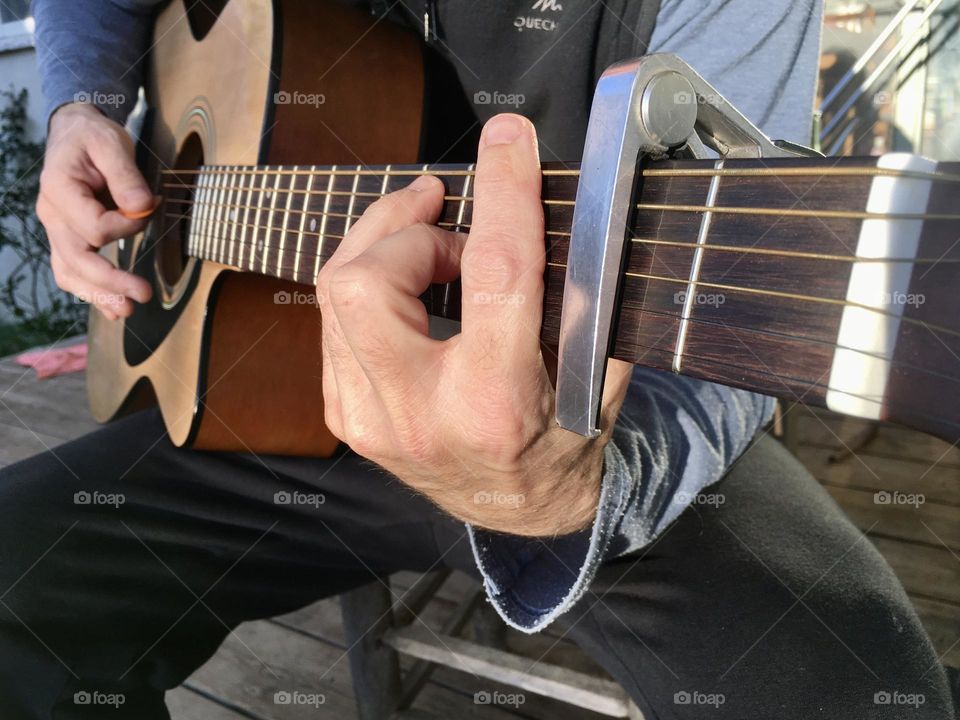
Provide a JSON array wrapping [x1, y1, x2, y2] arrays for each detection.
[[37, 103, 154, 320], [317, 114, 632, 537]]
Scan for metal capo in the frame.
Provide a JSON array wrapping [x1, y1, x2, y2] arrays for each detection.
[[555, 53, 817, 437]]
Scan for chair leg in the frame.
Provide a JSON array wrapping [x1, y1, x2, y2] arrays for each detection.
[[340, 580, 403, 720]]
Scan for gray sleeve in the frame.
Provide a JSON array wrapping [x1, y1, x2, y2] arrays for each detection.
[[32, 0, 164, 125], [468, 0, 821, 633], [649, 0, 823, 143]]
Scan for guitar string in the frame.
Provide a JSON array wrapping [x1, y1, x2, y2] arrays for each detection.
[[158, 164, 960, 184], [173, 222, 960, 401], [159, 198, 960, 264], [160, 197, 959, 264], [160, 181, 960, 221], [167, 210, 960, 341]]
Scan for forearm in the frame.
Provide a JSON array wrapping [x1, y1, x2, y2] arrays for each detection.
[[32, 0, 161, 125]]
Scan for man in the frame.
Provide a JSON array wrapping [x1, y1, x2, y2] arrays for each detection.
[[1, 0, 953, 717]]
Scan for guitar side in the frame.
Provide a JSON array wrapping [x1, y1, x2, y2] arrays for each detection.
[[86, 0, 425, 456]]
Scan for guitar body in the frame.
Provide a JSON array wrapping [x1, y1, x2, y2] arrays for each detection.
[[86, 0, 424, 455]]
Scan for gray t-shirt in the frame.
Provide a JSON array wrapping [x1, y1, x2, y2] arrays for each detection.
[[32, 0, 821, 632]]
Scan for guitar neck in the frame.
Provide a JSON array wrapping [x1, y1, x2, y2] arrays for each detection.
[[164, 156, 960, 441]]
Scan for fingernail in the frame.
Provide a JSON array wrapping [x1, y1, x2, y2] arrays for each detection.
[[408, 175, 433, 192], [482, 114, 526, 147], [121, 187, 152, 208]]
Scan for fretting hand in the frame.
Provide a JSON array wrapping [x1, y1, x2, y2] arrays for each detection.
[[316, 114, 632, 536]]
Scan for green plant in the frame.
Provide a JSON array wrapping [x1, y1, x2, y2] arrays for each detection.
[[0, 87, 85, 344]]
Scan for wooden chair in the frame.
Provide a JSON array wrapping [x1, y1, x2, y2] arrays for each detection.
[[340, 571, 644, 719]]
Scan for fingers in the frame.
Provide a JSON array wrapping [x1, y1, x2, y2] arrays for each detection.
[[460, 114, 545, 372], [86, 128, 154, 215], [37, 103, 154, 314], [331, 224, 465, 372], [324, 174, 445, 272], [44, 215, 150, 317]]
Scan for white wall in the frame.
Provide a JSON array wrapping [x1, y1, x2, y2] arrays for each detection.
[[0, 25, 50, 323]]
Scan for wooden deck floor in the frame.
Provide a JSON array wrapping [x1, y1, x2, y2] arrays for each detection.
[[0, 341, 957, 718]]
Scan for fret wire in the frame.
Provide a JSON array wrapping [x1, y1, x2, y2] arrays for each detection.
[[245, 168, 261, 271], [261, 169, 283, 274], [295, 166, 315, 281], [381, 164, 392, 197], [673, 159, 722, 373], [192, 170, 207, 258], [278, 166, 298, 277], [205, 169, 217, 261], [343, 164, 362, 234], [316, 165, 336, 281], [159, 165, 960, 184], [213, 166, 229, 262], [186, 171, 202, 254], [200, 170, 216, 259], [230, 171, 246, 267], [238, 167, 255, 269]]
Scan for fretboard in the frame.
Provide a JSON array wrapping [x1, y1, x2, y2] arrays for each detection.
[[163, 157, 960, 442]]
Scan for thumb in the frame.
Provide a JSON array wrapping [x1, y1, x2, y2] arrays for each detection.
[[87, 129, 153, 213]]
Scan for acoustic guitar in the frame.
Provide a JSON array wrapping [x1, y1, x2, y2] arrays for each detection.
[[86, 0, 960, 456]]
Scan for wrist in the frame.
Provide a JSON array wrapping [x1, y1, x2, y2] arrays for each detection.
[[464, 441, 604, 537], [49, 101, 106, 132]]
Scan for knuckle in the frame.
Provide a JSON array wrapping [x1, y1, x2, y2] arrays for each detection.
[[461, 245, 520, 291], [342, 420, 380, 459], [327, 262, 384, 309]]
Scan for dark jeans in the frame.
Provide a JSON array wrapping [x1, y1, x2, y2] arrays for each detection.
[[0, 408, 954, 719]]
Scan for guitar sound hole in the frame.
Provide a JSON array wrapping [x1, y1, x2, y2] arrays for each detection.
[[156, 133, 202, 297]]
